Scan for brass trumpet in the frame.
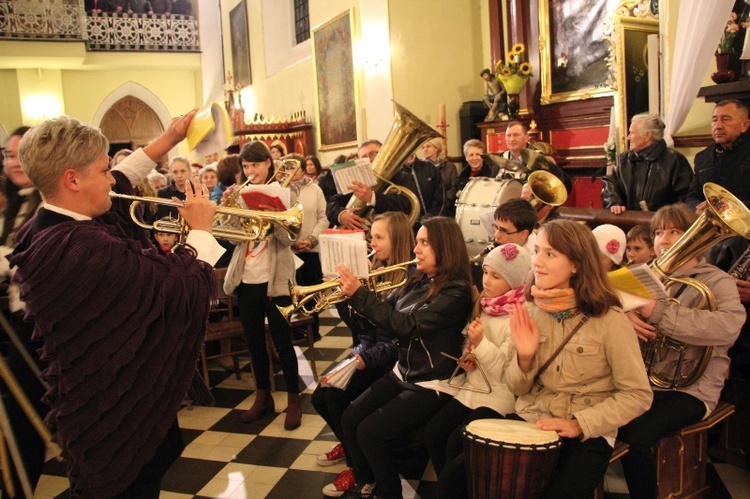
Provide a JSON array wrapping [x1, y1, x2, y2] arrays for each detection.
[[109, 192, 304, 244], [277, 259, 417, 323]]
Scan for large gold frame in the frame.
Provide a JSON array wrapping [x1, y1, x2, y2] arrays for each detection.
[[311, 9, 359, 151], [538, 0, 613, 105], [612, 16, 659, 150]]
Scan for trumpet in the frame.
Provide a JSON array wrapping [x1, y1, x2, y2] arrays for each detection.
[[109, 192, 303, 244], [277, 259, 416, 323]]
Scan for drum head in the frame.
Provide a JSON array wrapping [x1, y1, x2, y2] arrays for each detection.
[[465, 419, 560, 447]]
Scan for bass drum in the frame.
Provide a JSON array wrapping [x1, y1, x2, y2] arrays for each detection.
[[455, 177, 522, 257]]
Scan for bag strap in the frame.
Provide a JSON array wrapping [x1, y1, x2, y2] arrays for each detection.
[[536, 314, 589, 377]]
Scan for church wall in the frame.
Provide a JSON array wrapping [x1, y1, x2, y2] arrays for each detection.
[[388, 0, 486, 158], [0, 70, 23, 135]]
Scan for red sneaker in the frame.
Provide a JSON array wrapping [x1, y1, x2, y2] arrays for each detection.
[[323, 468, 354, 497], [317, 443, 346, 466]]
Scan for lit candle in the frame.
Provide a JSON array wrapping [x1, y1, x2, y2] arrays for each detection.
[[439, 104, 446, 125]]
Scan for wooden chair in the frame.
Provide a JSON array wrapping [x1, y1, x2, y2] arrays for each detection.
[[200, 268, 275, 391]]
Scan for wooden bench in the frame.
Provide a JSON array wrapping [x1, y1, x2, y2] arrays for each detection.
[[655, 402, 735, 498]]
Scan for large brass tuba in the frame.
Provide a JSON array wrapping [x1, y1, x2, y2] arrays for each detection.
[[276, 259, 416, 323], [642, 182, 750, 389], [345, 102, 444, 226]]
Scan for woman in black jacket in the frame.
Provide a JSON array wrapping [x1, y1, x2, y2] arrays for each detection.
[[314, 212, 414, 497], [335, 216, 474, 499]]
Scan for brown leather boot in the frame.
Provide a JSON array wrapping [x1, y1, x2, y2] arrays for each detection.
[[284, 392, 302, 430], [240, 389, 275, 423]]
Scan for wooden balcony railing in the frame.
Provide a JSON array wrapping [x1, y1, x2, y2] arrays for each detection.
[[0, 1, 199, 52]]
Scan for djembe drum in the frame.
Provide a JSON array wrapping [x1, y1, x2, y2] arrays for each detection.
[[462, 419, 562, 499]]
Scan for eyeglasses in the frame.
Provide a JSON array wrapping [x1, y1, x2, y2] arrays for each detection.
[[492, 224, 520, 235]]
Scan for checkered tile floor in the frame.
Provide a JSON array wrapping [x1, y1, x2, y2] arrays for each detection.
[[33, 307, 749, 498]]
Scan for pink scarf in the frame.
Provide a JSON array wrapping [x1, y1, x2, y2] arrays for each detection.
[[480, 286, 526, 316]]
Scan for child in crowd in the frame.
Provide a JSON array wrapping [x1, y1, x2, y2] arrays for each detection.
[[153, 218, 178, 254], [626, 224, 655, 265], [592, 223, 627, 271], [426, 243, 532, 498]]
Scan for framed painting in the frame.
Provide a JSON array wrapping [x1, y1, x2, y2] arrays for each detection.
[[539, 0, 613, 104], [229, 0, 252, 88], [312, 9, 358, 150]]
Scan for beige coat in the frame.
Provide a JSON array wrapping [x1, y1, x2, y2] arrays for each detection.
[[505, 302, 653, 442]]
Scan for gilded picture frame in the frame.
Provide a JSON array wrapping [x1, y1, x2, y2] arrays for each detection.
[[229, 0, 252, 87], [539, 0, 613, 105], [613, 16, 658, 150], [312, 9, 358, 151]]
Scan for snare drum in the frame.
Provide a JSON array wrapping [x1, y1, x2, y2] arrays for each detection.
[[455, 178, 522, 257], [462, 418, 562, 499]]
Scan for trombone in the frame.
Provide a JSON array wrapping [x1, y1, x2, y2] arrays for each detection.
[[277, 259, 416, 323], [109, 192, 304, 244]]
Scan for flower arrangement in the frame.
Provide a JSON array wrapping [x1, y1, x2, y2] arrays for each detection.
[[495, 43, 533, 94], [718, 4, 750, 54]]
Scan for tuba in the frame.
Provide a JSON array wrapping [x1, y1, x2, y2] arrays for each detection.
[[642, 183, 750, 389], [525, 169, 567, 213], [345, 102, 444, 227], [277, 259, 416, 323]]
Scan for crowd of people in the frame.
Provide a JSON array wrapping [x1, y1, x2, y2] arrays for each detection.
[[2, 98, 750, 498]]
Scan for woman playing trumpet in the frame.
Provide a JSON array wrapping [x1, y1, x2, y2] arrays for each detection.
[[313, 211, 413, 497], [223, 141, 303, 430], [336, 216, 474, 499]]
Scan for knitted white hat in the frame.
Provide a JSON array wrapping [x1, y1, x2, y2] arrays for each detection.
[[592, 224, 626, 266], [483, 243, 532, 289]]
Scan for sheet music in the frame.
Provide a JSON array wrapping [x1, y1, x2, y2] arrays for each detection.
[[330, 158, 377, 195], [238, 182, 291, 209], [608, 263, 667, 300], [319, 233, 369, 279]]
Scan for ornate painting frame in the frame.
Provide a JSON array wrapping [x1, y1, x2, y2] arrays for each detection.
[[229, 0, 252, 88], [312, 9, 358, 151], [613, 16, 659, 150], [538, 0, 613, 105]]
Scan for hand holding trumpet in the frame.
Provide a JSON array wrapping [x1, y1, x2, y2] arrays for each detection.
[[175, 175, 216, 232]]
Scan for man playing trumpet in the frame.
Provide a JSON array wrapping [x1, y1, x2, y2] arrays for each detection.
[[10, 113, 224, 498]]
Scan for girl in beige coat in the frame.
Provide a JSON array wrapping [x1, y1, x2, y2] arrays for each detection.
[[507, 219, 652, 497]]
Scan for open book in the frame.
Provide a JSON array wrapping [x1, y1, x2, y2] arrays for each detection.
[[608, 263, 667, 312], [319, 231, 369, 279], [186, 102, 234, 156], [330, 158, 377, 195]]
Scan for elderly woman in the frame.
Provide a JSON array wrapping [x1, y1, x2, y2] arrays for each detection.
[[601, 113, 693, 214], [455, 139, 499, 193]]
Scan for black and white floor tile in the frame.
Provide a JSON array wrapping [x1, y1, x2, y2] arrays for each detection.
[[33, 308, 750, 498]]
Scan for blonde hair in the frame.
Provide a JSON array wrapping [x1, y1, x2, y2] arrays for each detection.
[[19, 116, 108, 198]]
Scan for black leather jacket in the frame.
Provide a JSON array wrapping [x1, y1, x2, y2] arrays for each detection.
[[347, 277, 472, 383], [686, 130, 750, 208], [335, 300, 399, 369], [601, 139, 693, 211]]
